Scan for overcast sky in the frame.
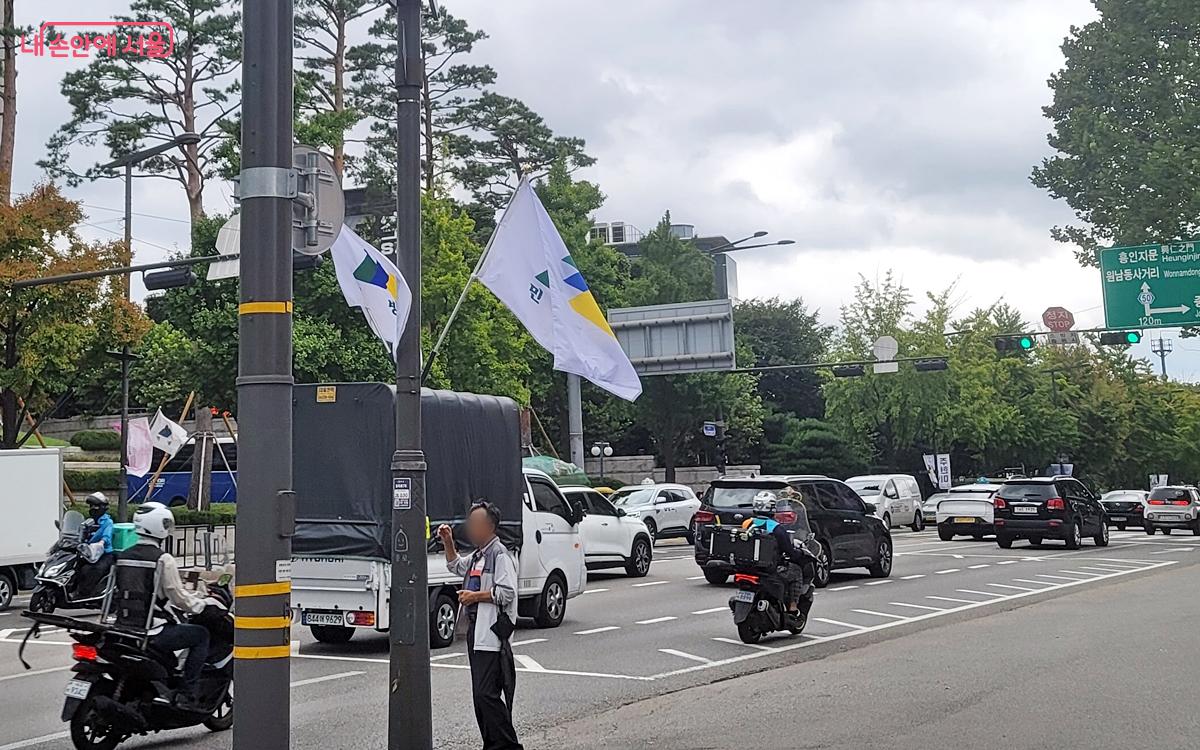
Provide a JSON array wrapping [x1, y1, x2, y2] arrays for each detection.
[[14, 1, 1198, 379]]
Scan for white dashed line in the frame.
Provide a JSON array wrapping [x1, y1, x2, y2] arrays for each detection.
[[0, 731, 72, 750], [713, 636, 774, 651], [935, 569, 960, 575], [514, 654, 546, 672], [635, 616, 677, 625], [957, 588, 1002, 598], [814, 617, 867, 630], [927, 595, 980, 605], [968, 564, 990, 569], [996, 560, 1019, 565], [509, 638, 548, 647], [830, 585, 858, 591], [851, 609, 907, 621], [1035, 573, 1084, 581], [691, 607, 726, 615], [659, 648, 712, 663], [581, 588, 608, 595], [686, 576, 706, 580], [290, 671, 364, 688], [987, 583, 1038, 592], [888, 602, 944, 612], [864, 580, 893, 586], [901, 574, 925, 580], [1012, 578, 1055, 587], [575, 626, 620, 635], [632, 581, 670, 588], [1059, 570, 1098, 577]]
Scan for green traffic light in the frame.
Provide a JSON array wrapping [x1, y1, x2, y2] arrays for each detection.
[[1019, 336, 1034, 350], [1125, 332, 1141, 344]]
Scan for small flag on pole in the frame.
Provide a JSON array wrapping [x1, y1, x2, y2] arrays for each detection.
[[330, 226, 413, 358], [149, 409, 189, 458], [477, 179, 641, 401]]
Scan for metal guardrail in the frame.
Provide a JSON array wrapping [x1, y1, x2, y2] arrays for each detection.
[[165, 523, 233, 570]]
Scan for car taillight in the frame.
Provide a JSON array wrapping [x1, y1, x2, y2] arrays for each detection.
[[1170, 500, 1190, 506], [1046, 497, 1065, 511], [72, 643, 97, 662], [775, 510, 797, 525], [346, 611, 375, 627], [1148, 499, 1166, 505], [694, 510, 715, 524], [993, 497, 1007, 510], [733, 574, 759, 585]]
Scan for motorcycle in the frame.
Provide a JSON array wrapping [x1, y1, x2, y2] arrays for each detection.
[[728, 565, 814, 644], [29, 510, 113, 613], [19, 576, 235, 750]]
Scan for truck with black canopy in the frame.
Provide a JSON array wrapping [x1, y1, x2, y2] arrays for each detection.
[[290, 383, 586, 647]]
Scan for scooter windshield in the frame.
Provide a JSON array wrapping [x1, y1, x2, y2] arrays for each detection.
[[60, 510, 85, 543]]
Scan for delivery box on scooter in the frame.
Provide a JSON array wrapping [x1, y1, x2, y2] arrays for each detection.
[[707, 526, 779, 572]]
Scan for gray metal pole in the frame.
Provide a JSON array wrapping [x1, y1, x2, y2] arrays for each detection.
[[123, 163, 132, 300], [116, 347, 131, 522], [233, 0, 294, 748], [390, 0, 432, 747], [567, 373, 585, 467]]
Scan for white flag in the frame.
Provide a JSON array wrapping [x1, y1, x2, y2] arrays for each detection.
[[330, 226, 413, 358], [149, 409, 189, 458], [477, 180, 642, 401], [116, 418, 154, 477]]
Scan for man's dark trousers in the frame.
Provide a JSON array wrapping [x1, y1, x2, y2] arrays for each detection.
[[466, 619, 522, 750]]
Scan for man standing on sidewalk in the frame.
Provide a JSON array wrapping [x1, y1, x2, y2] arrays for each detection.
[[438, 503, 524, 750]]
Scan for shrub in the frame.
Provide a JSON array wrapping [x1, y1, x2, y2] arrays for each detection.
[[70, 430, 121, 451], [66, 502, 237, 527], [64, 468, 121, 491]]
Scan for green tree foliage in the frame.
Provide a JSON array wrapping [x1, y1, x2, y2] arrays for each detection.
[[1032, 0, 1200, 265], [762, 414, 868, 478], [0, 186, 147, 448], [40, 0, 242, 222], [735, 297, 831, 421]]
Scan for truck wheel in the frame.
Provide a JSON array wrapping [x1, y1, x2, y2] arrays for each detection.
[[310, 625, 354, 644], [0, 572, 14, 610], [533, 573, 567, 628], [430, 592, 458, 649]]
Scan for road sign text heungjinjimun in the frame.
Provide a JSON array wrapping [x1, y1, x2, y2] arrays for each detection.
[[1099, 241, 1200, 330]]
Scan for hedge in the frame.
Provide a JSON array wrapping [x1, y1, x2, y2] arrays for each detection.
[[65, 468, 121, 491], [70, 430, 121, 451], [67, 502, 236, 527]]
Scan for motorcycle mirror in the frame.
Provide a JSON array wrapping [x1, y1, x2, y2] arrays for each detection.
[[54, 520, 61, 530]]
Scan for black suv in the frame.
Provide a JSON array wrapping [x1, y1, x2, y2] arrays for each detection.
[[993, 477, 1109, 549], [694, 476, 893, 588]]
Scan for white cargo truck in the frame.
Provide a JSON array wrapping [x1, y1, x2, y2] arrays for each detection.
[[0, 448, 63, 609], [290, 384, 586, 648]]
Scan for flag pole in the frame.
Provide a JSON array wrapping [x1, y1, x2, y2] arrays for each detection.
[[420, 181, 524, 381]]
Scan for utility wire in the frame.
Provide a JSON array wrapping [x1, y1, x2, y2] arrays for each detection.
[[82, 203, 192, 225]]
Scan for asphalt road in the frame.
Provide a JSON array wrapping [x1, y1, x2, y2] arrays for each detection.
[[1, 527, 1196, 750]]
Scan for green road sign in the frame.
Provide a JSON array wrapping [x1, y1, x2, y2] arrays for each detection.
[[1099, 241, 1200, 329]]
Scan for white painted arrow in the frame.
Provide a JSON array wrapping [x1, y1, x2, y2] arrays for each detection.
[[1139, 282, 1189, 316]]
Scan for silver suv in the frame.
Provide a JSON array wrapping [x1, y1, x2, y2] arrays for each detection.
[[1144, 486, 1200, 536]]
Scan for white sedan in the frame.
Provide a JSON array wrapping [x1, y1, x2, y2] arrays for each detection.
[[609, 483, 701, 544], [561, 487, 654, 577]]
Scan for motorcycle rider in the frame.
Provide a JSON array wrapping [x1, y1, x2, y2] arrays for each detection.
[[75, 492, 114, 595], [741, 490, 807, 623], [114, 502, 210, 712]]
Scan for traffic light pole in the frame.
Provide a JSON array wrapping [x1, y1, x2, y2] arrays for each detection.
[[233, 1, 295, 748], [389, 0, 433, 748]]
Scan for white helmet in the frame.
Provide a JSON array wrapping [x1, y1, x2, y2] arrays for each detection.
[[133, 502, 175, 540], [752, 490, 778, 516]]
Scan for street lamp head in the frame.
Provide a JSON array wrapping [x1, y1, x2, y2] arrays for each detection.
[[776, 239, 796, 246], [590, 445, 601, 457], [752, 230, 768, 238], [175, 132, 202, 146], [603, 446, 614, 457]]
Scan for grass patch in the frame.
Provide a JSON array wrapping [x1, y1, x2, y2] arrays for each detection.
[[19, 433, 70, 447]]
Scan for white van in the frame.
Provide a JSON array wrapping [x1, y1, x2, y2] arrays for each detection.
[[292, 468, 586, 648], [845, 474, 924, 531]]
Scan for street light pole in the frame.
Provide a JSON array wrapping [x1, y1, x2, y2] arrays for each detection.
[[704, 231, 794, 299], [389, 0, 432, 747]]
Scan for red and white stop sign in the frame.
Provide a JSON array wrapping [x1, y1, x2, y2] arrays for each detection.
[[1042, 306, 1075, 333]]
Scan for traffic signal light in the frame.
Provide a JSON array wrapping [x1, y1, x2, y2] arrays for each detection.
[[994, 335, 1035, 353], [143, 267, 197, 290], [1099, 331, 1141, 345], [913, 358, 948, 372], [831, 364, 866, 378]]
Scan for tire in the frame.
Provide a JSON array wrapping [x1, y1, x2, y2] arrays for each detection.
[[310, 625, 354, 644], [996, 535, 1013, 549], [624, 537, 653, 578], [29, 586, 56, 613], [429, 591, 458, 649], [533, 573, 567, 628], [1094, 522, 1110, 547], [882, 513, 892, 530], [737, 620, 762, 645], [1163, 527, 1173, 536], [642, 519, 657, 545], [203, 684, 234, 732], [1028, 537, 1043, 547], [813, 542, 832, 588], [971, 533, 984, 541], [867, 537, 893, 578], [938, 526, 954, 542], [1145, 524, 1156, 535], [70, 696, 122, 750], [0, 572, 14, 611], [702, 568, 729, 585], [1193, 519, 1200, 537], [788, 611, 808, 635], [910, 511, 924, 533], [1064, 521, 1082, 550], [1116, 524, 1126, 532]]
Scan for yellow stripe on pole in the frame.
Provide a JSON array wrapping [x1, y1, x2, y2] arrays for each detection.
[[235, 616, 292, 630], [235, 581, 291, 598], [234, 645, 292, 660], [238, 300, 293, 315]]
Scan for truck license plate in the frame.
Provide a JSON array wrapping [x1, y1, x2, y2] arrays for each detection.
[[732, 590, 755, 603], [64, 680, 91, 700], [1014, 506, 1038, 515], [301, 611, 345, 626]]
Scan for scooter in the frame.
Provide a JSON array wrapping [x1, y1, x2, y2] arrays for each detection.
[[728, 565, 814, 644], [29, 510, 113, 613], [20, 577, 235, 750]]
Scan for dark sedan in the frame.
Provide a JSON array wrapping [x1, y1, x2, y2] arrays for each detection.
[[1099, 490, 1147, 531]]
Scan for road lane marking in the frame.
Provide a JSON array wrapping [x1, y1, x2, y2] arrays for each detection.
[[635, 616, 677, 625], [951, 555, 965, 559], [514, 655, 546, 672], [290, 670, 364, 688], [648, 561, 1177, 681], [430, 652, 465, 661], [581, 588, 608, 594], [997, 560, 1019, 565], [813, 617, 867, 630], [830, 585, 858, 591], [901, 574, 925, 580], [864, 580, 893, 586], [659, 648, 711, 663], [935, 569, 960, 574], [686, 576, 706, 580], [0, 731, 71, 750], [691, 607, 726, 615], [851, 609, 907, 620], [0, 664, 72, 682], [888, 602, 944, 612], [1012, 578, 1055, 587], [1059, 570, 1099, 577], [927, 595, 979, 604], [1077, 565, 1128, 573], [968, 564, 990, 569], [1083, 562, 1141, 570], [1035, 573, 1085, 581], [510, 638, 547, 647], [956, 589, 1002, 598], [713, 636, 773, 651], [987, 583, 1038, 592], [575, 626, 621, 635], [632, 581, 669, 588]]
